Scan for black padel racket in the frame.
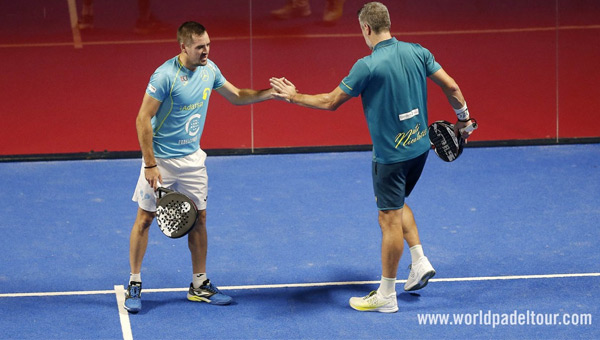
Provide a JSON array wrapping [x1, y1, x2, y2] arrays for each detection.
[[428, 119, 477, 162], [155, 185, 198, 238]]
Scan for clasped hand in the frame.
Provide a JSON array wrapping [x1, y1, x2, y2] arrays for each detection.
[[269, 77, 297, 102]]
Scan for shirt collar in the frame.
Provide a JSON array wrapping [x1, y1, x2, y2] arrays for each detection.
[[373, 37, 397, 51], [177, 55, 199, 74]]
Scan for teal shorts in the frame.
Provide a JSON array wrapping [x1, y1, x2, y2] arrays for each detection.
[[372, 151, 428, 210]]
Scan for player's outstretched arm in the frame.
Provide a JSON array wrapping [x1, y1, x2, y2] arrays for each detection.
[[270, 77, 352, 111], [216, 81, 276, 106]]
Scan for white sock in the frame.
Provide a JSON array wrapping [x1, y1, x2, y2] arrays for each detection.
[[378, 276, 397, 297], [410, 244, 425, 264], [129, 273, 141, 283], [192, 273, 207, 289]]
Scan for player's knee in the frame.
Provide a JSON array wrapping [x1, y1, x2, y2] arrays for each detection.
[[378, 209, 403, 230], [135, 208, 155, 229]]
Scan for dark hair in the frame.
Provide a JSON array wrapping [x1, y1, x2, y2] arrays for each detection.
[[357, 2, 391, 34], [177, 21, 207, 45]]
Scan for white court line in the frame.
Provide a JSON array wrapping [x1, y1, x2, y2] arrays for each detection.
[[1, 272, 599, 298], [66, 0, 83, 49], [114, 285, 133, 340], [0, 289, 115, 297], [1, 25, 599, 49]]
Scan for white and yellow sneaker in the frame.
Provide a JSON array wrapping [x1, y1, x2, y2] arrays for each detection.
[[349, 290, 398, 313]]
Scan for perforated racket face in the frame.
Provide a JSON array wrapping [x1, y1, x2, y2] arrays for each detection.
[[428, 120, 464, 162], [156, 191, 198, 238]]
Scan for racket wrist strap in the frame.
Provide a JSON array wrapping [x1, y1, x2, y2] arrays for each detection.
[[454, 102, 470, 122]]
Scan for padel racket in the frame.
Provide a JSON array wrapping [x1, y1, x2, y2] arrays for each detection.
[[155, 185, 198, 238], [428, 119, 478, 162]]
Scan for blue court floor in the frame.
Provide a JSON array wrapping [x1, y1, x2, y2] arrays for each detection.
[[0, 144, 599, 339]]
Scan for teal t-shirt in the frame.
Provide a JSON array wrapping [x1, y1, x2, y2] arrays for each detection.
[[146, 56, 226, 158], [340, 38, 441, 164]]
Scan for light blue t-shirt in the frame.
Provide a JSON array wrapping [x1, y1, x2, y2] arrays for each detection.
[[145, 56, 226, 158], [340, 38, 441, 164]]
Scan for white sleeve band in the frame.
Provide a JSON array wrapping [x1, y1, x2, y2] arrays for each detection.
[[454, 102, 470, 121]]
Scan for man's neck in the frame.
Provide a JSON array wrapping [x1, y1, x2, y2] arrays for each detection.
[[178, 54, 196, 72], [370, 32, 392, 50]]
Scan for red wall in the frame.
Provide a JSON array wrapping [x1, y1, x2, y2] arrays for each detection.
[[1, 0, 599, 157]]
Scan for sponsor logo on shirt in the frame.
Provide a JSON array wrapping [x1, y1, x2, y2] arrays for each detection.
[[394, 123, 427, 148], [185, 113, 202, 137], [180, 102, 204, 111], [398, 108, 419, 121], [179, 113, 202, 145], [178, 136, 199, 145], [200, 69, 210, 81], [147, 84, 157, 93]]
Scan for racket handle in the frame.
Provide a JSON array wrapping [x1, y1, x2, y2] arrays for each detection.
[[154, 180, 164, 199], [459, 121, 478, 134], [155, 182, 174, 199]]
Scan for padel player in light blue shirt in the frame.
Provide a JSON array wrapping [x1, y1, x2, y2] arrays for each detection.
[[146, 57, 226, 158], [125, 21, 276, 314], [270, 2, 476, 313]]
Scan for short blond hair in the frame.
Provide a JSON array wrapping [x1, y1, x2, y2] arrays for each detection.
[[357, 2, 391, 34]]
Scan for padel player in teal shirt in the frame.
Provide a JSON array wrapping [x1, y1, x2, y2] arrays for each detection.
[[339, 37, 441, 164], [270, 2, 476, 314]]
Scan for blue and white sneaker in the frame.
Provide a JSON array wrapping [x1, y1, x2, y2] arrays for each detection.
[[124, 281, 142, 313], [187, 280, 232, 305]]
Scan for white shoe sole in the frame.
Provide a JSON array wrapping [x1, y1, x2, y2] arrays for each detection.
[[349, 296, 399, 313], [350, 304, 399, 313], [404, 270, 436, 291]]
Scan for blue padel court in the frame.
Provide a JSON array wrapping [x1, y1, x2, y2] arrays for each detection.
[[0, 144, 599, 339]]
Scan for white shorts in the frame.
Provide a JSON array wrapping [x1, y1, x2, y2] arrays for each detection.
[[132, 148, 208, 212]]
